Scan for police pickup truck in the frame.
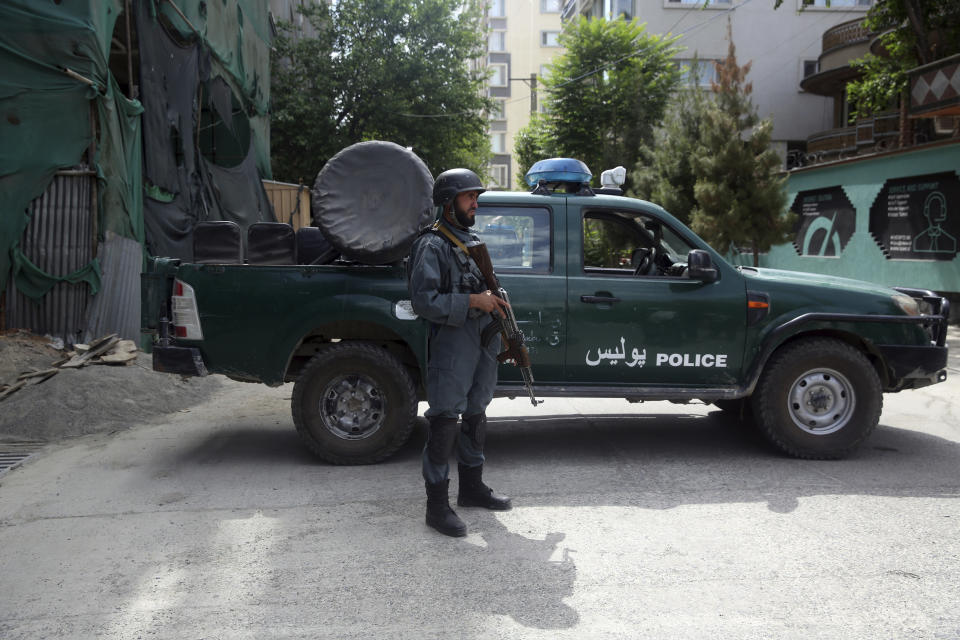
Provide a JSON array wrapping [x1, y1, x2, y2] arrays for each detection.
[[141, 152, 949, 464]]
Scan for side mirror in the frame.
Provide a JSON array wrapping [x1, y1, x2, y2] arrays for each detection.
[[688, 250, 718, 283]]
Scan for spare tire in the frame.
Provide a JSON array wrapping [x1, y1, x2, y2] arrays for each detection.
[[311, 141, 435, 264]]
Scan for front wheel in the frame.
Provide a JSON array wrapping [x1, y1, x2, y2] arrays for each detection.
[[292, 342, 417, 464], [751, 337, 882, 460]]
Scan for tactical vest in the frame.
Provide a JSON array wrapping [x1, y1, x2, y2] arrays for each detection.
[[429, 222, 490, 296]]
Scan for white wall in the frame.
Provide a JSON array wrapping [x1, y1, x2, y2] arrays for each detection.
[[632, 0, 871, 143]]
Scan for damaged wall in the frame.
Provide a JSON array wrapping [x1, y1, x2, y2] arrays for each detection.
[[135, 0, 275, 262], [0, 0, 275, 342]]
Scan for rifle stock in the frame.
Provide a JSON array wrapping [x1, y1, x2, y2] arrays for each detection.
[[468, 243, 540, 406]]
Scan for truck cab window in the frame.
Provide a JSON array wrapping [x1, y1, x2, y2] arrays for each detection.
[[475, 206, 552, 274], [582, 210, 693, 277]]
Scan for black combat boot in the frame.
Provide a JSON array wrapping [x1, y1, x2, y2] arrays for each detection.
[[457, 464, 512, 511], [425, 479, 467, 537]]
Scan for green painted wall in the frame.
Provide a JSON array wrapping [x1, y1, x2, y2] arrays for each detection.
[[739, 142, 960, 295]]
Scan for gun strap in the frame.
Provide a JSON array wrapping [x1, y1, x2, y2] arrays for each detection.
[[434, 221, 508, 345], [432, 221, 470, 256]]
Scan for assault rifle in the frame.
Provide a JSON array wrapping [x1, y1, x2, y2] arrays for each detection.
[[468, 242, 540, 406]]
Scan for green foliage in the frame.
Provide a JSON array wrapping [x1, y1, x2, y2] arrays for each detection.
[[847, 53, 908, 121], [270, 0, 493, 184], [583, 218, 633, 267], [846, 0, 960, 119], [514, 17, 681, 189], [689, 34, 792, 266], [513, 113, 557, 188], [630, 59, 711, 225]]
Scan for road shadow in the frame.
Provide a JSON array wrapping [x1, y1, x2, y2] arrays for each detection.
[[105, 410, 960, 634], [478, 410, 960, 513], [168, 410, 960, 515]]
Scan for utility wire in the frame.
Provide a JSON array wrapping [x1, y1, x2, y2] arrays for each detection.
[[395, 0, 752, 118]]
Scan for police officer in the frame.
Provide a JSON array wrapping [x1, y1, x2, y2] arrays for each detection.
[[408, 168, 513, 537]]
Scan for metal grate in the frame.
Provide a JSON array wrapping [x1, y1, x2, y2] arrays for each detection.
[[0, 442, 44, 478]]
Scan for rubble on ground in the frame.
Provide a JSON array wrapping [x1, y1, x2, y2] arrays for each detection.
[[0, 330, 221, 442]]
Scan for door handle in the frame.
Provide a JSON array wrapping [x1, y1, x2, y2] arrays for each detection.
[[580, 295, 620, 304]]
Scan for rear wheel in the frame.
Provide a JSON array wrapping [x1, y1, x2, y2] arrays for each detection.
[[292, 342, 416, 464], [751, 337, 882, 459]]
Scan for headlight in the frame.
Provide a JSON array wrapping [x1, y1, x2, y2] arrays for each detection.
[[891, 293, 920, 316]]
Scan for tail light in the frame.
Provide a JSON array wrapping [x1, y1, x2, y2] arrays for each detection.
[[171, 279, 204, 340]]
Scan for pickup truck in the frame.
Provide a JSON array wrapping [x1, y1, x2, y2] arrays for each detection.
[[141, 161, 949, 464]]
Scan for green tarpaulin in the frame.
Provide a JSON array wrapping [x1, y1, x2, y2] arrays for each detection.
[[0, 0, 272, 300]]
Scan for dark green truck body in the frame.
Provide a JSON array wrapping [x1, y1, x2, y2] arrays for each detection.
[[142, 189, 949, 463]]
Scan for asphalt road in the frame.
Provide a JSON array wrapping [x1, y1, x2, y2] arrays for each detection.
[[1, 333, 958, 639]]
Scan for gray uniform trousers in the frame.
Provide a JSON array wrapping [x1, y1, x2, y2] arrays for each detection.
[[408, 225, 501, 484], [422, 319, 500, 483]]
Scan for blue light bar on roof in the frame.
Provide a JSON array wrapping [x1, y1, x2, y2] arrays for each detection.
[[524, 158, 592, 187]]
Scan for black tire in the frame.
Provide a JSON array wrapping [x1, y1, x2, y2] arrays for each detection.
[[292, 342, 417, 464], [751, 337, 882, 459]]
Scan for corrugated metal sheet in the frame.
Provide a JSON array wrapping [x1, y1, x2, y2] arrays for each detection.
[[84, 231, 142, 343], [6, 171, 95, 346], [263, 180, 310, 230]]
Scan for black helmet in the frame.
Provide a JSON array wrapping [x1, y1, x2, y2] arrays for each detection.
[[432, 168, 485, 207]]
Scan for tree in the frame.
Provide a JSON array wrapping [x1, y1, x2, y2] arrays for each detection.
[[270, 0, 494, 184], [514, 17, 680, 189], [690, 30, 793, 266], [512, 113, 557, 189], [846, 0, 960, 120], [630, 58, 711, 226]]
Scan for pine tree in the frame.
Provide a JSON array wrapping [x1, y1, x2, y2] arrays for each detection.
[[690, 25, 793, 266], [630, 58, 711, 226]]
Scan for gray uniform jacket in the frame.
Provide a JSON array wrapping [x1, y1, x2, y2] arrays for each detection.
[[408, 223, 500, 418]]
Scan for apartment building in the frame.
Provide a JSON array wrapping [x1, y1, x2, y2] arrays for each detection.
[[486, 0, 566, 190], [560, 0, 873, 166], [269, 0, 328, 38]]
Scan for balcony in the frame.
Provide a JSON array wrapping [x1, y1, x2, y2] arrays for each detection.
[[561, 0, 591, 21], [821, 18, 871, 54], [908, 53, 960, 118], [801, 17, 873, 97], [792, 110, 900, 167]]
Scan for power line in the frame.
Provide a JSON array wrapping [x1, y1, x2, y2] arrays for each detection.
[[550, 0, 752, 91], [395, 0, 753, 118], [397, 0, 854, 121]]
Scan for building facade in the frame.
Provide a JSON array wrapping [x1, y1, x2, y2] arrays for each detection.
[[485, 0, 566, 190], [561, 0, 874, 167]]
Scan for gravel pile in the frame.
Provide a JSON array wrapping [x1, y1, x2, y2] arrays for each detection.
[[0, 331, 221, 442]]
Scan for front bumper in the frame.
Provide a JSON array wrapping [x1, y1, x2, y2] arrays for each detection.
[[876, 343, 947, 390], [882, 287, 951, 390]]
